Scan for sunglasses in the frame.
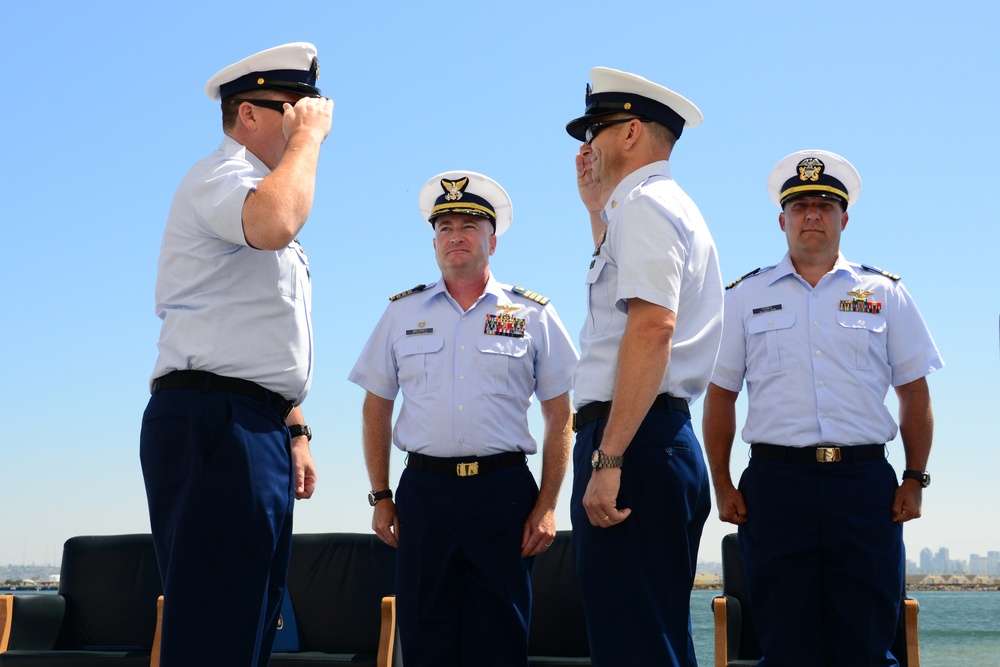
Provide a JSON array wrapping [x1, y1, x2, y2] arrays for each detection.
[[234, 99, 291, 115], [585, 117, 650, 144]]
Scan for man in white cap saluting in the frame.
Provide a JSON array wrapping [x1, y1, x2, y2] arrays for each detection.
[[703, 150, 942, 665], [566, 67, 723, 665], [349, 171, 578, 666], [140, 42, 333, 666]]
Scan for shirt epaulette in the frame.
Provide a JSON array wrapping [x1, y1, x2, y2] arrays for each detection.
[[861, 265, 900, 282], [389, 284, 428, 302], [512, 286, 550, 306], [726, 266, 771, 290]]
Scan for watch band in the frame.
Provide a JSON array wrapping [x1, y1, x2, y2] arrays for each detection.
[[288, 424, 312, 441], [902, 470, 930, 488], [592, 448, 624, 469], [368, 489, 393, 506]]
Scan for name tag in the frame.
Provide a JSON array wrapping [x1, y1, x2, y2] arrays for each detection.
[[752, 304, 782, 314]]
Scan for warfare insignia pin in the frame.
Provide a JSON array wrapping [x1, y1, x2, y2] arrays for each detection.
[[839, 288, 882, 314], [442, 177, 469, 202], [496, 304, 521, 315], [797, 158, 825, 182]]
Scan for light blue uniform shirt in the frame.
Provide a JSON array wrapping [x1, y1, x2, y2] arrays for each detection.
[[151, 136, 313, 405], [574, 160, 724, 409], [349, 275, 578, 456], [711, 252, 943, 446]]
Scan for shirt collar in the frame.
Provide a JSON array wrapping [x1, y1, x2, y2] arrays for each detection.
[[421, 273, 506, 310], [602, 160, 671, 223], [770, 252, 855, 286], [220, 135, 270, 174]]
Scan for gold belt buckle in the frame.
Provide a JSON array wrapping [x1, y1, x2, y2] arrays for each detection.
[[816, 447, 842, 463], [457, 461, 479, 477]]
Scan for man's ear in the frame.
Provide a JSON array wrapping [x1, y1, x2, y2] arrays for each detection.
[[778, 211, 786, 232]]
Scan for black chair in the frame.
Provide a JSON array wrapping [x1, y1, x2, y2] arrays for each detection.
[[527, 531, 590, 666], [269, 533, 400, 667], [0, 534, 163, 666], [711, 533, 920, 667]]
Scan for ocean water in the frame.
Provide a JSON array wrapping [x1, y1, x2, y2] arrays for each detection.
[[689, 588, 1000, 666]]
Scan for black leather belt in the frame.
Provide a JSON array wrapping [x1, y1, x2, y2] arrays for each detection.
[[152, 370, 294, 419], [751, 443, 886, 463], [573, 392, 690, 432], [406, 451, 526, 477]]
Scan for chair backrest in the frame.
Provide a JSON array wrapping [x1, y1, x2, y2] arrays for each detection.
[[284, 533, 396, 654], [528, 531, 589, 659], [720, 533, 762, 660], [56, 534, 163, 650]]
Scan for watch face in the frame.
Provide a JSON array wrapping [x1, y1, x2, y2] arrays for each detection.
[[591, 450, 600, 469]]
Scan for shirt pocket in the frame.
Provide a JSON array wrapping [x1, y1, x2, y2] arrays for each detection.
[[397, 334, 444, 395], [477, 335, 530, 396], [836, 313, 887, 370], [747, 310, 796, 374], [586, 256, 613, 333], [278, 244, 311, 305]]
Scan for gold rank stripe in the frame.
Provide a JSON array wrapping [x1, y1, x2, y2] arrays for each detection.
[[512, 286, 550, 305], [431, 202, 496, 220], [780, 184, 850, 202]]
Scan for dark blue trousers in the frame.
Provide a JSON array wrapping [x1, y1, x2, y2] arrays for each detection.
[[394, 462, 538, 667], [140, 387, 295, 667], [571, 408, 711, 666], [738, 457, 904, 667]]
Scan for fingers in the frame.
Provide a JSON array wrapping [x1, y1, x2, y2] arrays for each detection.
[[284, 96, 334, 141], [372, 502, 399, 548]]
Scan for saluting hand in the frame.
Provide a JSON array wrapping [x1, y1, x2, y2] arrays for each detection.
[[576, 147, 611, 213], [282, 96, 334, 143]]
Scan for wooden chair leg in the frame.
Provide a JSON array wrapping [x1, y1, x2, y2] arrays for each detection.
[[150, 595, 164, 667], [377, 595, 397, 667], [712, 596, 728, 667], [903, 598, 920, 667], [0, 595, 13, 652]]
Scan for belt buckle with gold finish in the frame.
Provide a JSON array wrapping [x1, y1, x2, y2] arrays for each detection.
[[816, 447, 842, 463], [457, 461, 479, 477]]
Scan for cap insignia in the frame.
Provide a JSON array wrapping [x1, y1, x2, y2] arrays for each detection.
[[797, 158, 825, 182], [312, 57, 320, 79], [442, 177, 469, 202]]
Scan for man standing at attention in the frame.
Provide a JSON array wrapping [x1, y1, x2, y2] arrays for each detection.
[[349, 171, 578, 667], [565, 67, 724, 665], [703, 149, 942, 665], [140, 43, 333, 666]]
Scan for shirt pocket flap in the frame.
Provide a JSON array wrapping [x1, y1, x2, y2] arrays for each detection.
[[748, 310, 796, 334], [477, 336, 529, 357], [398, 334, 444, 357], [837, 312, 887, 332], [586, 257, 606, 285]]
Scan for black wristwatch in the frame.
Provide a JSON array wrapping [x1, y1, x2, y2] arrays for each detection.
[[368, 489, 393, 506], [288, 424, 312, 441], [591, 448, 624, 470], [902, 470, 930, 488]]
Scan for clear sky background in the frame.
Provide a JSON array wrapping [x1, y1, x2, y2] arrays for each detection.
[[2, 1, 997, 567]]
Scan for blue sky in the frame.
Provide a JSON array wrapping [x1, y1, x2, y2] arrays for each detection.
[[2, 1, 997, 567]]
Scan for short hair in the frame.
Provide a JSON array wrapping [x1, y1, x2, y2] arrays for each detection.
[[645, 121, 677, 154], [220, 90, 292, 132]]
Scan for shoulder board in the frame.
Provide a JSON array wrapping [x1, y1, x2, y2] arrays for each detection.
[[389, 284, 428, 302], [726, 267, 767, 290], [511, 286, 550, 306], [861, 265, 900, 281]]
